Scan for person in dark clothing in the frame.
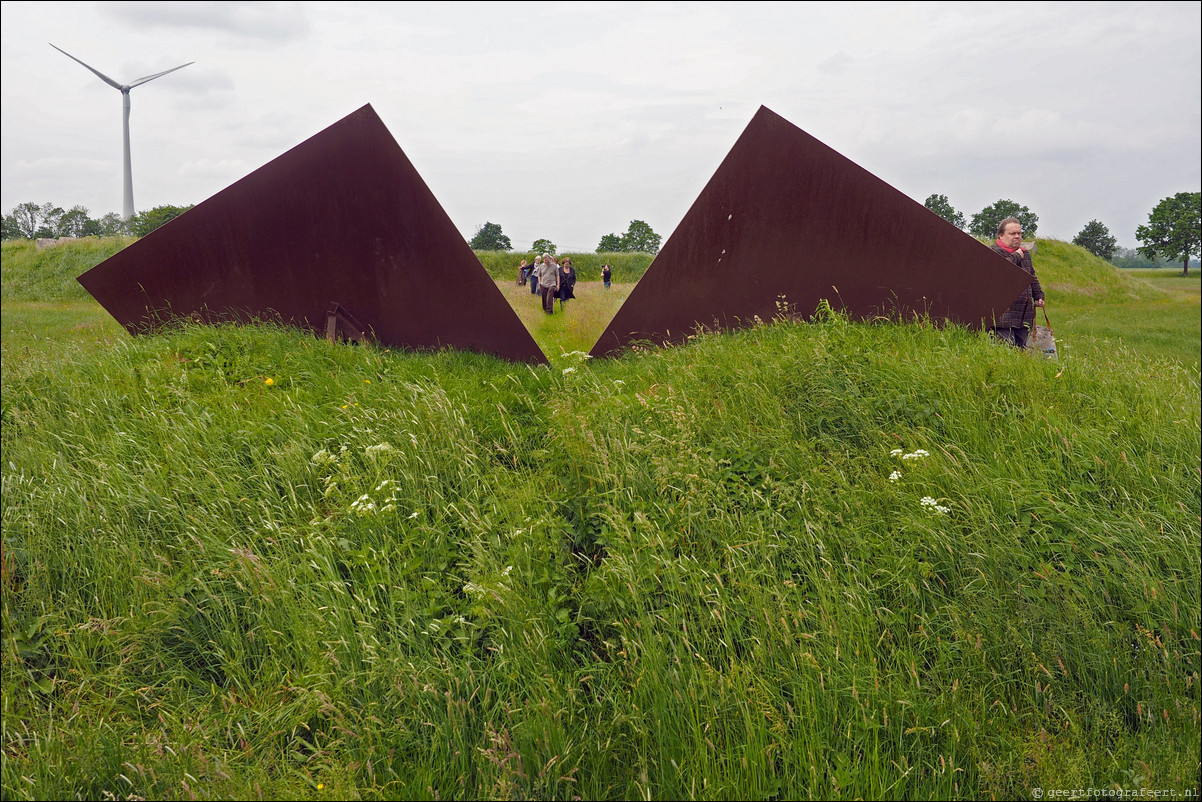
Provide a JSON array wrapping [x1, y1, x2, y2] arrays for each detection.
[[989, 217, 1045, 348], [556, 256, 576, 309], [534, 253, 559, 314], [602, 263, 612, 288], [529, 254, 542, 294]]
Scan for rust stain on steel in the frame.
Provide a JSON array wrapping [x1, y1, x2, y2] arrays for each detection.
[[77, 104, 547, 364], [590, 105, 1035, 357]]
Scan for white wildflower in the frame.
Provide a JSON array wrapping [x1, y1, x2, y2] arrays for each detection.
[[562, 367, 577, 375], [890, 449, 903, 457], [365, 442, 396, 458], [409, 511, 420, 520], [889, 470, 902, 482], [350, 494, 377, 516], [920, 496, 950, 514], [902, 449, 930, 461]]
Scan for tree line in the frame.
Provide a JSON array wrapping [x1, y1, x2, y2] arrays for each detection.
[[923, 192, 1200, 276], [1, 202, 194, 241], [470, 219, 663, 255], [9, 193, 1196, 277]]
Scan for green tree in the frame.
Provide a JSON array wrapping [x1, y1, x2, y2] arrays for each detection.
[[7, 202, 47, 238], [33, 203, 66, 238], [96, 212, 128, 237], [969, 199, 1039, 240], [1136, 191, 1201, 276], [923, 193, 965, 229], [619, 219, 662, 254], [531, 238, 556, 255], [128, 204, 193, 237], [596, 233, 622, 252], [469, 221, 512, 250], [57, 205, 101, 238], [0, 212, 18, 241], [1072, 220, 1117, 261]]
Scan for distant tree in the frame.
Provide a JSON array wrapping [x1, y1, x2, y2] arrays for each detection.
[[8, 202, 46, 239], [969, 199, 1039, 240], [1, 213, 18, 241], [1071, 220, 1117, 261], [128, 204, 193, 237], [96, 212, 128, 237], [1136, 191, 1201, 276], [1110, 246, 1178, 270], [531, 238, 557, 255], [923, 193, 965, 229], [57, 205, 100, 238], [469, 221, 512, 250], [596, 233, 622, 252], [33, 204, 65, 239], [619, 219, 662, 254]]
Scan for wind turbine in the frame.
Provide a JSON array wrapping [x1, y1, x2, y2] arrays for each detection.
[[50, 44, 193, 220]]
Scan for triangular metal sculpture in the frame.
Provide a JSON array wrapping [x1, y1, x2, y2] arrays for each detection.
[[590, 105, 1034, 357], [78, 104, 548, 364]]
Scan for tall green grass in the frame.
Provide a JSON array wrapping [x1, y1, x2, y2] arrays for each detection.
[[2, 237, 1200, 800], [494, 279, 633, 362]]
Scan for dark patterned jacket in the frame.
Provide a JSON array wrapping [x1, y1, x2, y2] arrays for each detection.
[[990, 243, 1044, 329]]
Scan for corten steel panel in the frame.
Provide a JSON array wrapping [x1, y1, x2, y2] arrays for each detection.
[[590, 106, 1035, 357], [77, 104, 547, 365]]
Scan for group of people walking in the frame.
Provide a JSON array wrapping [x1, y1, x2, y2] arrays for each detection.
[[518, 254, 577, 314]]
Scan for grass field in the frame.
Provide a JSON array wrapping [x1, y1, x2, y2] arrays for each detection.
[[2, 238, 1199, 800]]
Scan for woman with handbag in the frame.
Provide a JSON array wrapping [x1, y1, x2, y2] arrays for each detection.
[[989, 217, 1045, 348]]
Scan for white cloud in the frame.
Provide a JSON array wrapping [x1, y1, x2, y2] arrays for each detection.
[[3, 1, 1199, 249]]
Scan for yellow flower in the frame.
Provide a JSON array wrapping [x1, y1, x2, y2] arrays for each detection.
[[317, 783, 324, 790], [264, 377, 274, 386]]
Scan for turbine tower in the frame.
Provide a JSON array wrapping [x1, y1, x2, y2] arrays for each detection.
[[50, 44, 193, 220]]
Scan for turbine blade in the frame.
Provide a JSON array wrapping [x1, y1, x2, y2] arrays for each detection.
[[127, 62, 194, 89], [49, 43, 123, 90]]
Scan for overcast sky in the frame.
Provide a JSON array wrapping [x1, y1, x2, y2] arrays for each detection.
[[2, 1, 1199, 251]]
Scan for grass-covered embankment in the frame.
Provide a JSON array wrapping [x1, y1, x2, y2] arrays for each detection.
[[0, 237, 135, 303], [1027, 240, 1200, 365], [2, 236, 1200, 799], [3, 307, 1199, 799]]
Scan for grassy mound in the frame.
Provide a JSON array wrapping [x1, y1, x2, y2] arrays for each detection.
[[1, 237, 135, 303], [2, 305, 1198, 799], [1033, 239, 1168, 306]]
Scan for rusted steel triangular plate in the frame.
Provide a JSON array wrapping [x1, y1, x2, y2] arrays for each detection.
[[78, 104, 547, 364], [590, 105, 1034, 357]]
